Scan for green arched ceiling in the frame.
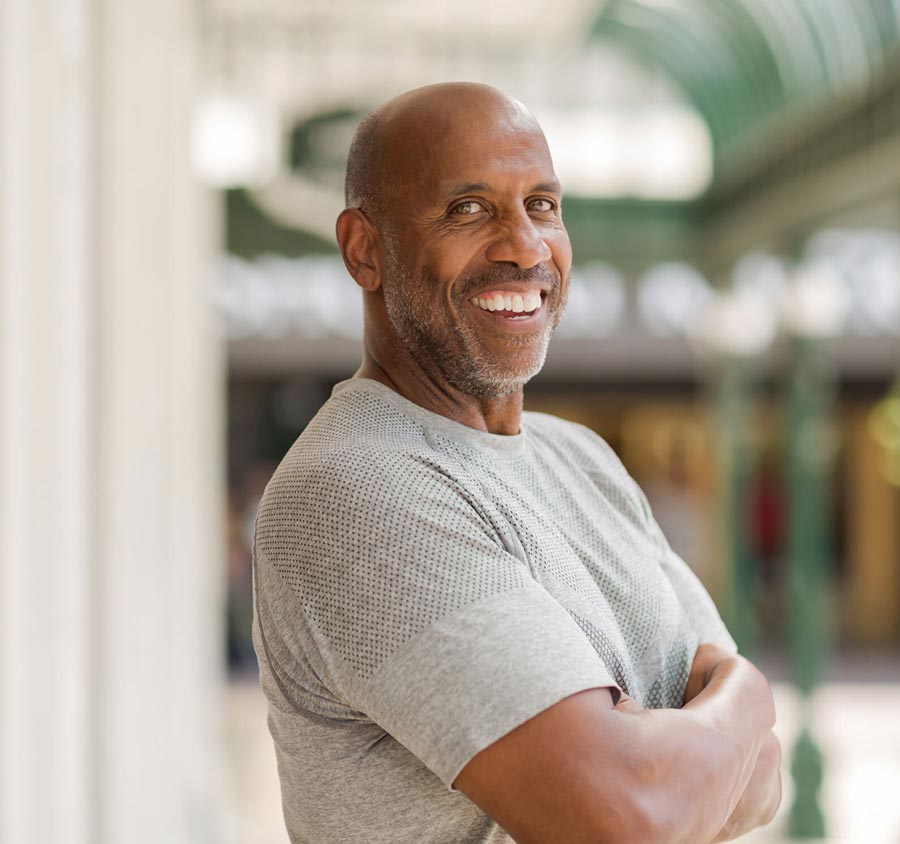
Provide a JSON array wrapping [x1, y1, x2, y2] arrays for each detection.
[[590, 0, 900, 165], [227, 0, 900, 268]]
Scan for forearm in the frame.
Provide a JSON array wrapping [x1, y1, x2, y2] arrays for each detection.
[[603, 651, 775, 844], [455, 674, 776, 844], [609, 697, 764, 844]]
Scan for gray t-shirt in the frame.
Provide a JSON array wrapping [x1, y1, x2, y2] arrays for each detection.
[[252, 378, 736, 844]]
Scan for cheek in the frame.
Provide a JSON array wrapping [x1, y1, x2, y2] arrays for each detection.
[[428, 255, 468, 288], [420, 253, 470, 302], [550, 230, 573, 271]]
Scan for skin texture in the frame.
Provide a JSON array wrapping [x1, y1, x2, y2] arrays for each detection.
[[336, 82, 571, 435], [336, 82, 781, 843], [452, 644, 781, 844], [686, 646, 783, 843]]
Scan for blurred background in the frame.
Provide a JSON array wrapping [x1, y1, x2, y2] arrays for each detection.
[[2, 1, 900, 842]]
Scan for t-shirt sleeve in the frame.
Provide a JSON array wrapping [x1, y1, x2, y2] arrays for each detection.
[[253, 448, 620, 788]]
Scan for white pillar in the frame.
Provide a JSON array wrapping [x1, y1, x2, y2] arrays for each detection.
[[0, 2, 227, 843]]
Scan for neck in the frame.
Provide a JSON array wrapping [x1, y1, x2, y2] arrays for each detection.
[[354, 343, 525, 436]]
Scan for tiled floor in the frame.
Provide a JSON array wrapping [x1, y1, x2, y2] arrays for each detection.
[[224, 664, 900, 844]]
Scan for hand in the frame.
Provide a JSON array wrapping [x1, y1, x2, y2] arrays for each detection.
[[682, 645, 780, 841], [712, 730, 783, 841], [684, 643, 735, 704]]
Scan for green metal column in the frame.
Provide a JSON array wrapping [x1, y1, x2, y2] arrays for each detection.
[[716, 355, 758, 656], [786, 335, 837, 838]]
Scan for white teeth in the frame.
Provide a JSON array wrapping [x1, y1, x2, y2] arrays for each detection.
[[472, 291, 544, 314], [524, 292, 541, 312]]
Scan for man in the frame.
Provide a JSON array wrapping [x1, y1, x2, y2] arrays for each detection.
[[252, 82, 781, 844]]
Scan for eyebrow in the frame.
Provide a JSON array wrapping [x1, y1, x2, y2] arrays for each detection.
[[530, 180, 562, 195], [441, 178, 562, 202]]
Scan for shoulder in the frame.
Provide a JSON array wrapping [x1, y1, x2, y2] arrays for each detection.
[[267, 380, 445, 489], [254, 393, 483, 565], [523, 410, 652, 524], [523, 411, 625, 473]]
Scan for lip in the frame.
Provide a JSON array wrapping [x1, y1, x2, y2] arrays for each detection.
[[467, 291, 550, 332], [467, 284, 551, 298]]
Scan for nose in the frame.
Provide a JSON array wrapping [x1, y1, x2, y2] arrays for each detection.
[[484, 211, 552, 269]]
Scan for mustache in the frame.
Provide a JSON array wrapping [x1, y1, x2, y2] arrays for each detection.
[[457, 263, 559, 298]]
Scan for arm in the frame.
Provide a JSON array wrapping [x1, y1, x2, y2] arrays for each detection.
[[712, 731, 782, 842], [685, 644, 782, 842], [454, 649, 776, 844]]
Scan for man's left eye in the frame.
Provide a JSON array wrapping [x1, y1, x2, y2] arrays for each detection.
[[527, 197, 556, 212]]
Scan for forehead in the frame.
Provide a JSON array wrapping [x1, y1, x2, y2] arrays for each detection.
[[438, 131, 554, 199], [390, 111, 557, 206]]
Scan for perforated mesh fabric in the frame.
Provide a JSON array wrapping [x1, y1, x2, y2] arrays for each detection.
[[252, 378, 736, 844], [255, 396, 532, 683]]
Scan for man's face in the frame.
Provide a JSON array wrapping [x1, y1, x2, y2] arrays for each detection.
[[377, 112, 572, 398]]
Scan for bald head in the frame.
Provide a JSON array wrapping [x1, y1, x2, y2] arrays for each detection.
[[344, 82, 544, 223], [335, 81, 571, 408]]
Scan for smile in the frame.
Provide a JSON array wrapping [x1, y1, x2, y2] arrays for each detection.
[[468, 289, 543, 319]]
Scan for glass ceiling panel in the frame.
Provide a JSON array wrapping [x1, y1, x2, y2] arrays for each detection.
[[849, 0, 893, 67], [868, 0, 900, 54], [198, 0, 900, 208], [591, 0, 900, 159], [731, 0, 821, 96], [796, 0, 871, 89]]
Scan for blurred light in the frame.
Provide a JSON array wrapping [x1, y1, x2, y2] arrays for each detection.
[[688, 288, 777, 358], [637, 262, 713, 335], [781, 261, 850, 339], [192, 95, 279, 188], [806, 228, 900, 336], [629, 109, 712, 199], [217, 254, 362, 340], [732, 251, 790, 306], [854, 250, 900, 336], [220, 255, 629, 342], [870, 396, 900, 450], [556, 263, 626, 337], [538, 107, 712, 199], [869, 391, 900, 486]]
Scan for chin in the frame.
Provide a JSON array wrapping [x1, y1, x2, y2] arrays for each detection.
[[444, 360, 544, 399]]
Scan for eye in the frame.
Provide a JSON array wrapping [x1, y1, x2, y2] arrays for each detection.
[[527, 197, 557, 213], [449, 199, 486, 216]]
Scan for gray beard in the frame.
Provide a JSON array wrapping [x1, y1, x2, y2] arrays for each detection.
[[380, 257, 566, 398]]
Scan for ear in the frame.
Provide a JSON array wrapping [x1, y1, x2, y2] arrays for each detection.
[[335, 208, 382, 293]]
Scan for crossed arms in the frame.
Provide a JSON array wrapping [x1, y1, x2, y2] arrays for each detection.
[[453, 643, 782, 844]]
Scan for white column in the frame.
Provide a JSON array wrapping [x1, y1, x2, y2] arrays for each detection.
[[0, 2, 227, 843]]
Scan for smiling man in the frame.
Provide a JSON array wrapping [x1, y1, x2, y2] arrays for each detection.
[[251, 82, 781, 844]]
